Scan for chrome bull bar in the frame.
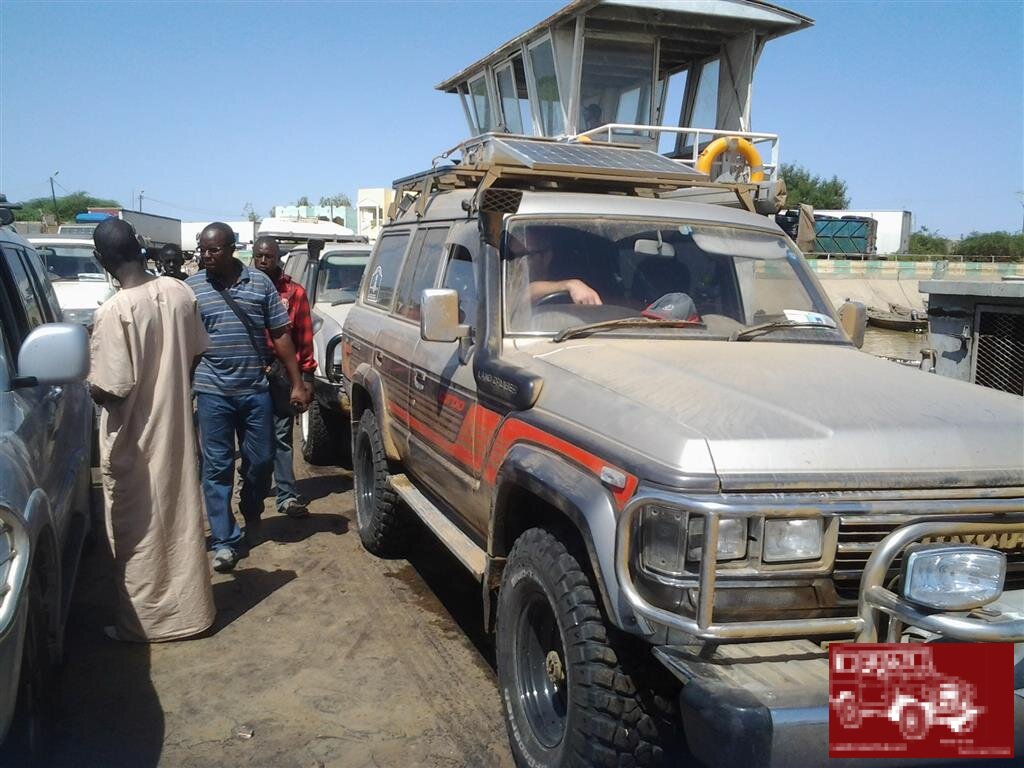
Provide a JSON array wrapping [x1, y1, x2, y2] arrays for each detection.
[[857, 519, 1024, 643], [615, 492, 1023, 643]]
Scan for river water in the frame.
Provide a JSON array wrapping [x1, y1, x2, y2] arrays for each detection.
[[861, 326, 931, 362]]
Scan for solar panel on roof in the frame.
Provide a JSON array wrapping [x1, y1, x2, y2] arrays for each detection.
[[492, 138, 706, 180]]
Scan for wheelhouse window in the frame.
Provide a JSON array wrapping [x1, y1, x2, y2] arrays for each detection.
[[578, 37, 655, 137], [468, 75, 493, 134], [528, 38, 564, 136], [683, 59, 720, 152], [496, 57, 532, 135], [502, 218, 838, 341]]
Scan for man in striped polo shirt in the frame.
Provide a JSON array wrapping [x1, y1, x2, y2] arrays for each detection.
[[187, 222, 312, 572]]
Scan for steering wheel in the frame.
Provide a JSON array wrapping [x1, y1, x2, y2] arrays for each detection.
[[535, 289, 572, 306]]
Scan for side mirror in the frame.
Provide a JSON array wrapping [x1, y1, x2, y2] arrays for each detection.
[[838, 301, 867, 349], [420, 289, 469, 343], [15, 323, 90, 388]]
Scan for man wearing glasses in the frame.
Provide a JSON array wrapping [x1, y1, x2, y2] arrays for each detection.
[[187, 222, 312, 572]]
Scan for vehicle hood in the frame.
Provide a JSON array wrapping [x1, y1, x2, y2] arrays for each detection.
[[53, 280, 115, 311], [523, 339, 1024, 491]]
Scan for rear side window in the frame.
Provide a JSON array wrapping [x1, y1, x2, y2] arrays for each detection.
[[0, 245, 41, 354], [395, 226, 450, 321], [442, 245, 478, 329], [19, 246, 61, 322], [363, 232, 411, 309], [1, 245, 45, 331]]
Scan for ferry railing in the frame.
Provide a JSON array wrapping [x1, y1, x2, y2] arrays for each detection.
[[575, 124, 780, 181]]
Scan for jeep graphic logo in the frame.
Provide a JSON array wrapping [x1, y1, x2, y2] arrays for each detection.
[[921, 532, 1024, 551]]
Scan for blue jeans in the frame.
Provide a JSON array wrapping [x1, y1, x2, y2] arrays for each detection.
[[196, 391, 274, 553], [273, 413, 300, 510]]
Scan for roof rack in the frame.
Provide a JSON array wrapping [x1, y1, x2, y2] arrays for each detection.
[[390, 134, 764, 221]]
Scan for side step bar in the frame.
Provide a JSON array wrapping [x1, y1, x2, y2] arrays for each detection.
[[389, 474, 487, 580]]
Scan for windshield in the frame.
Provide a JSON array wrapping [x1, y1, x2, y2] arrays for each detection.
[[36, 244, 106, 282], [316, 254, 369, 304], [502, 218, 840, 341]]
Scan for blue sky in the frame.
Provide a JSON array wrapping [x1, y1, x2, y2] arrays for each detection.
[[1, 0, 1021, 237]]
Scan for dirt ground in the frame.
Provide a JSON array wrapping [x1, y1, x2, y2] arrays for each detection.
[[46, 437, 514, 768]]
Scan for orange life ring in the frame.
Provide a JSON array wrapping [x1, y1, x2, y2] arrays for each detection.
[[695, 137, 765, 183]]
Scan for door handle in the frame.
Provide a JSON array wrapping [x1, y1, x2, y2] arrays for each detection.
[[373, 350, 384, 367], [413, 370, 426, 391]]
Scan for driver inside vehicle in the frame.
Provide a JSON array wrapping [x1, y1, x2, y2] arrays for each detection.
[[515, 229, 603, 306]]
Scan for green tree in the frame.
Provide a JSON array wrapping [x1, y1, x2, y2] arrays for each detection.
[[780, 163, 849, 209], [14, 191, 122, 222], [954, 231, 1024, 260], [296, 196, 310, 207], [908, 226, 949, 255], [319, 193, 352, 221]]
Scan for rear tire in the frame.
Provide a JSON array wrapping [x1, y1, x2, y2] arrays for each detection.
[[5, 579, 53, 766], [301, 398, 349, 467], [496, 527, 665, 768], [352, 410, 410, 556]]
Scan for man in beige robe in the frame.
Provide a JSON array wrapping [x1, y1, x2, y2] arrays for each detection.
[[90, 218, 215, 641]]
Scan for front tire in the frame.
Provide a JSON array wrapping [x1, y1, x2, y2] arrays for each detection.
[[301, 398, 349, 467], [352, 409, 410, 556], [5, 579, 53, 765], [496, 528, 664, 768]]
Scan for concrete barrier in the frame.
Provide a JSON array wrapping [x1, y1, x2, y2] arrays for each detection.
[[807, 260, 1024, 311]]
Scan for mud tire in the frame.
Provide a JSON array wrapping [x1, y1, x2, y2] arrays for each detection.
[[496, 527, 665, 768], [301, 399, 349, 467], [353, 409, 410, 556]]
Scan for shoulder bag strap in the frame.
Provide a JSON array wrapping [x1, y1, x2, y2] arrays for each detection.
[[212, 281, 271, 366]]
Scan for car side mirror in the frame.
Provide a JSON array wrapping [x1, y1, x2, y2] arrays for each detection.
[[420, 289, 469, 343], [838, 301, 867, 349], [14, 323, 90, 388]]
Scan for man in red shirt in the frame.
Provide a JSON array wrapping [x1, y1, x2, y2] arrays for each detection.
[[253, 236, 316, 518]]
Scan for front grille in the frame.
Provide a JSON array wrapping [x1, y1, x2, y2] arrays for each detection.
[[834, 516, 1024, 600], [974, 308, 1024, 395]]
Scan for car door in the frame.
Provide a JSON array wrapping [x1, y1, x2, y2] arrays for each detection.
[[346, 229, 416, 456], [404, 225, 489, 537], [0, 245, 61, 526]]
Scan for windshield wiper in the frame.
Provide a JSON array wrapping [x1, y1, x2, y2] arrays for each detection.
[[330, 298, 356, 306], [553, 317, 704, 343], [730, 320, 836, 342]]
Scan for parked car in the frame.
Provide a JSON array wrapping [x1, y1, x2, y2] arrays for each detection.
[[26, 236, 117, 330], [283, 242, 371, 465], [0, 222, 93, 761], [341, 134, 1024, 768]]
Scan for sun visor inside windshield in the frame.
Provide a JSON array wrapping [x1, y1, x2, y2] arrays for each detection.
[[689, 228, 789, 260]]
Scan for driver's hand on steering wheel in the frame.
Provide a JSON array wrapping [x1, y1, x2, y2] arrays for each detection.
[[565, 279, 602, 305]]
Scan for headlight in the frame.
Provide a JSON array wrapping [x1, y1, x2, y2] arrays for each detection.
[[763, 518, 823, 562], [902, 544, 1006, 610], [639, 506, 687, 578], [687, 516, 746, 562]]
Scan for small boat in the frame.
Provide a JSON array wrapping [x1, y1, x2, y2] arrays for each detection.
[[867, 304, 928, 332]]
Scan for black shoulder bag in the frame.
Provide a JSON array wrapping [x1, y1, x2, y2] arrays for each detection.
[[214, 286, 294, 418]]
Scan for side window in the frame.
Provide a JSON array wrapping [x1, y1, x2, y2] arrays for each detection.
[[285, 251, 308, 279], [0, 247, 37, 354], [442, 244, 478, 329], [395, 226, 450, 321], [18, 246, 61, 322], [1, 245, 45, 331], [363, 232, 411, 310]]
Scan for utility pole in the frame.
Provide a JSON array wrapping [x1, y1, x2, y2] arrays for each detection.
[[139, 190, 144, 212], [49, 171, 60, 227]]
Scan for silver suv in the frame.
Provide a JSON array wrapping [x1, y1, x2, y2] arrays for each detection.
[[342, 136, 1024, 768], [0, 219, 93, 761], [282, 242, 372, 465]]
